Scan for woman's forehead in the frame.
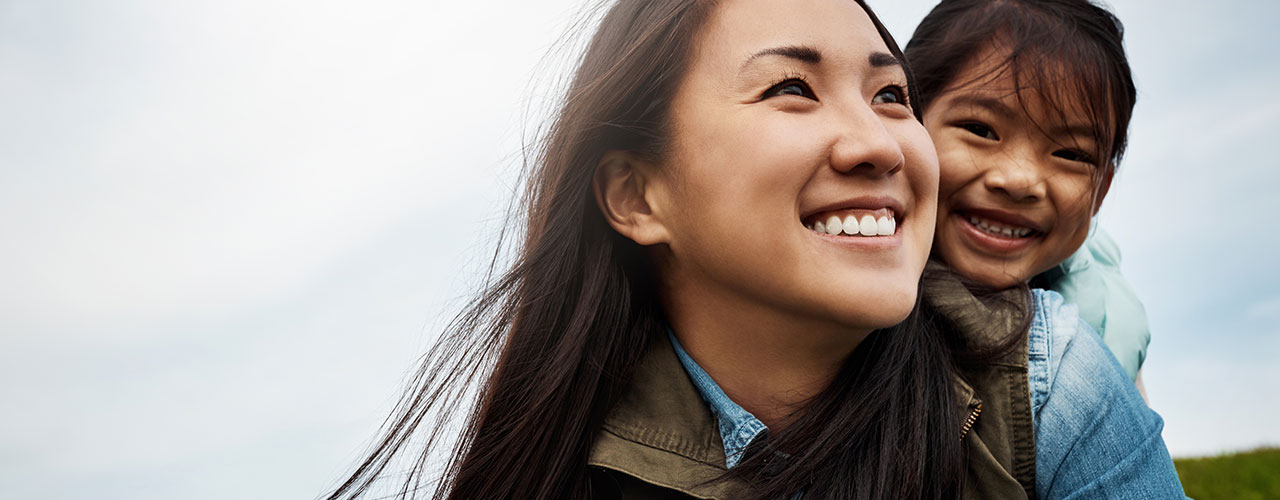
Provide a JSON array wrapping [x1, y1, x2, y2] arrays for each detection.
[[693, 0, 888, 69]]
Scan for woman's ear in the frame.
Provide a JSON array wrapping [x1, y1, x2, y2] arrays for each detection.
[[593, 150, 671, 246], [1091, 166, 1116, 214]]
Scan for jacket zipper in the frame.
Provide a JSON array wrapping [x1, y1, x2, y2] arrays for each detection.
[[959, 402, 982, 440]]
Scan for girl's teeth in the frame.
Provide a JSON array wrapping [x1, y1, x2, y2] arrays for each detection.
[[967, 215, 1034, 238], [814, 220, 826, 234]]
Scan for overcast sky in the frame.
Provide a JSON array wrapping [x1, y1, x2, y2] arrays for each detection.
[[2, 0, 1277, 498]]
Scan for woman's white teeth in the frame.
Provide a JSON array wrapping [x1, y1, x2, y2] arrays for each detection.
[[876, 216, 894, 236], [808, 214, 896, 237], [857, 215, 876, 236], [967, 215, 1033, 238], [825, 215, 843, 235], [842, 215, 859, 233]]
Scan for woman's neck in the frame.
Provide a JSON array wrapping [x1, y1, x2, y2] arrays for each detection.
[[663, 292, 871, 430]]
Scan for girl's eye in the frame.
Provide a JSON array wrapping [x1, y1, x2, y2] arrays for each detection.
[[764, 79, 816, 100], [960, 122, 999, 140], [872, 85, 908, 105], [1052, 149, 1097, 164]]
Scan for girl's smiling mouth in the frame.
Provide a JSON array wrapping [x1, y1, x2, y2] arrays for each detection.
[[950, 208, 1045, 254]]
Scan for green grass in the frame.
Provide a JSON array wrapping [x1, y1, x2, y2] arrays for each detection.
[[1174, 447, 1280, 499]]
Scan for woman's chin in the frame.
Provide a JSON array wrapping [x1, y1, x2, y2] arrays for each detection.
[[828, 285, 918, 331]]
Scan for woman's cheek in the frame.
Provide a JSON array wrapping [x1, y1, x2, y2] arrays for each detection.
[[906, 125, 941, 194], [935, 141, 977, 201]]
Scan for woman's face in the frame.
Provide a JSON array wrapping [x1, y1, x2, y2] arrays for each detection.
[[923, 48, 1109, 289], [652, 0, 938, 333]]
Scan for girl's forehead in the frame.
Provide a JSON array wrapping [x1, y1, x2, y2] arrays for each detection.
[[942, 45, 1111, 141]]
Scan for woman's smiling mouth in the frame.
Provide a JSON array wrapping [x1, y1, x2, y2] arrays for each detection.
[[800, 196, 908, 243], [804, 208, 898, 237]]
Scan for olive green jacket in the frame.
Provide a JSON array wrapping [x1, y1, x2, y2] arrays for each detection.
[[587, 265, 1036, 499]]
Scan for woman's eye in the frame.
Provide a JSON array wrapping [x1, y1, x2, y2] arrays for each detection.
[[872, 85, 907, 105], [959, 122, 998, 140], [1052, 149, 1097, 164], [764, 79, 816, 100]]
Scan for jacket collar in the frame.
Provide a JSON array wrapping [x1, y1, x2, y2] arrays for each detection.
[[588, 333, 743, 499], [667, 330, 768, 469]]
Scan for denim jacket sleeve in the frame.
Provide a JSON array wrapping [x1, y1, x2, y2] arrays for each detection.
[[1028, 289, 1187, 499]]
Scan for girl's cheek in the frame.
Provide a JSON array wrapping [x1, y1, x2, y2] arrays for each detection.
[[1056, 176, 1098, 224]]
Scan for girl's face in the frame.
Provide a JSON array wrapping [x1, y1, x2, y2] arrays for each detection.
[[923, 48, 1111, 289], [651, 0, 938, 333]]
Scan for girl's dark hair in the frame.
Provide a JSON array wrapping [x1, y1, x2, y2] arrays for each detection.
[[324, 1, 964, 499], [905, 0, 1137, 173]]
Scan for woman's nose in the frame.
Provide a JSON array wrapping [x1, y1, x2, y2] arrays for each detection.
[[828, 106, 904, 177]]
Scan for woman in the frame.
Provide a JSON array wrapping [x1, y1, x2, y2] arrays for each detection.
[[326, 0, 1183, 498]]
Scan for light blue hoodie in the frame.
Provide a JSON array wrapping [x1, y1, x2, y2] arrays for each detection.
[[1039, 226, 1150, 380]]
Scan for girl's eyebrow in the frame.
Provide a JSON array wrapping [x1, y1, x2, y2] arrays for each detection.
[[948, 95, 1018, 120], [1050, 123, 1097, 140], [952, 94, 1097, 141]]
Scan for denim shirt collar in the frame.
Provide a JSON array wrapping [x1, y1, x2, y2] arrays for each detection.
[[667, 330, 769, 469]]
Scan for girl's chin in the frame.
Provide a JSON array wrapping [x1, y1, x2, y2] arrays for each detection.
[[947, 255, 1033, 289]]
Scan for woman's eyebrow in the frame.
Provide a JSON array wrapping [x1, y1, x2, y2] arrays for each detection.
[[738, 47, 901, 74], [740, 45, 822, 71], [868, 51, 901, 68]]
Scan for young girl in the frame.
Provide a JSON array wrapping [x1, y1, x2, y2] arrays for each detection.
[[325, 0, 1182, 499], [906, 0, 1174, 497], [906, 0, 1150, 382]]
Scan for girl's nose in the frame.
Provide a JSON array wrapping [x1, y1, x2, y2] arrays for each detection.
[[984, 152, 1048, 202]]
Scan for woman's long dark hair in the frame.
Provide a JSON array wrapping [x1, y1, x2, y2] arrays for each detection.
[[324, 1, 967, 499]]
